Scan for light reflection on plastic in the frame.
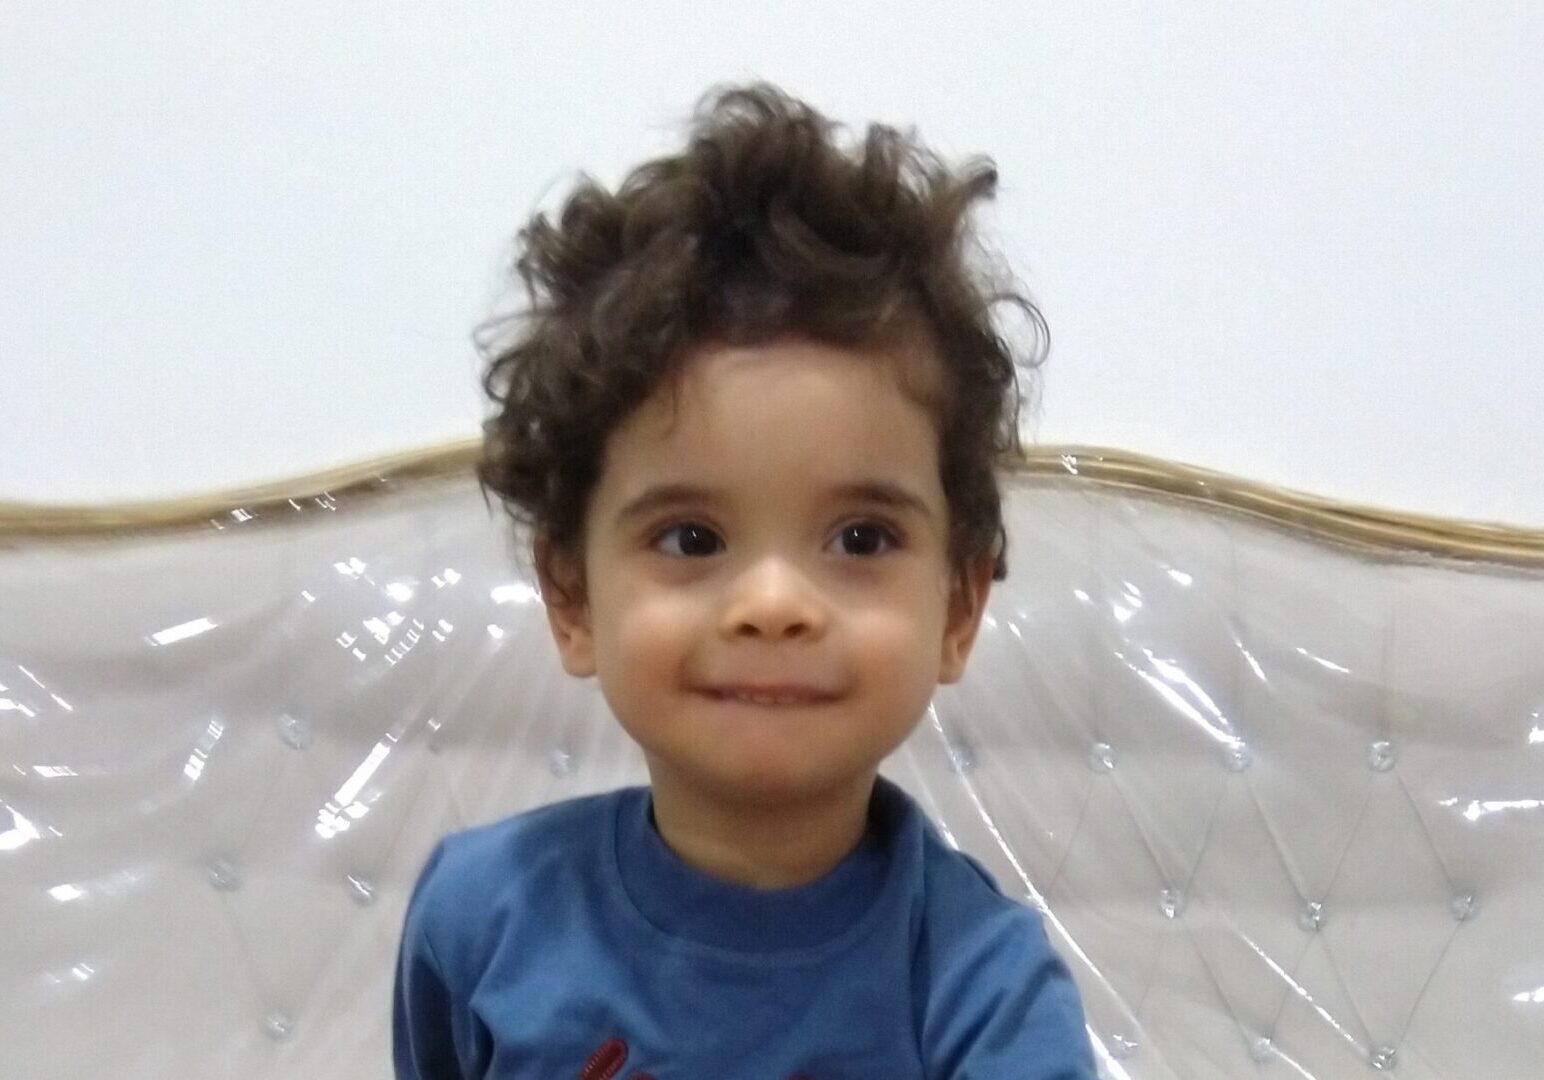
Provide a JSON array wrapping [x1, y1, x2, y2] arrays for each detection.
[[1, 686, 73, 715], [1111, 579, 1143, 624], [32, 766, 78, 778], [1131, 648, 1238, 747], [0, 806, 42, 851], [363, 616, 394, 645], [1263, 1042, 1317, 1080], [1239, 644, 1269, 686], [41, 963, 89, 986], [316, 736, 396, 839], [49, 883, 85, 902], [1438, 797, 1544, 822], [389, 620, 426, 663], [182, 719, 224, 783], [149, 617, 217, 646], [1514, 986, 1544, 1003], [1295, 646, 1351, 675], [1087, 1030, 1134, 1079], [492, 582, 540, 605], [1, 696, 38, 717], [343, 611, 433, 664]]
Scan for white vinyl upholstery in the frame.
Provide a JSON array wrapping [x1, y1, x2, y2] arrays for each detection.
[[2, 470, 1541, 1078]]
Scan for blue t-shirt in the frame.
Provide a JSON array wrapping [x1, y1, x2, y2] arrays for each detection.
[[393, 774, 1096, 1078]]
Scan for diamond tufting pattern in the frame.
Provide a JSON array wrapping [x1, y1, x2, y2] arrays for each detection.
[[1, 471, 1541, 1078]]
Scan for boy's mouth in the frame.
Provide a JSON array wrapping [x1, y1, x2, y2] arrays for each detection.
[[703, 685, 837, 707]]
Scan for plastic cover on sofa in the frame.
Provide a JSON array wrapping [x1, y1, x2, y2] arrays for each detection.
[[2, 455, 1542, 1078]]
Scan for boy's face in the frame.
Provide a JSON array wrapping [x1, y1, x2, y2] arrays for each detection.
[[537, 334, 994, 808]]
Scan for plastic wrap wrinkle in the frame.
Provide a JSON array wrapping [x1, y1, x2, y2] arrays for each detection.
[[1, 472, 1542, 1079]]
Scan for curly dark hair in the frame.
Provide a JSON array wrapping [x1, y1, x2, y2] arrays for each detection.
[[475, 81, 1046, 607]]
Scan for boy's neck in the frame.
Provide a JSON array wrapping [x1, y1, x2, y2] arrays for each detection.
[[645, 769, 878, 891]]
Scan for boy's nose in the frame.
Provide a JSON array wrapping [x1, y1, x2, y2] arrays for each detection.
[[719, 559, 828, 640]]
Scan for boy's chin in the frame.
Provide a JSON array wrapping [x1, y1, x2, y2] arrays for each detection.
[[651, 758, 879, 804]]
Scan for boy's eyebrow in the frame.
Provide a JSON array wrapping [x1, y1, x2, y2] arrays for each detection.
[[614, 480, 935, 525]]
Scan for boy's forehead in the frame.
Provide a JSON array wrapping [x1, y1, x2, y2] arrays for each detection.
[[632, 334, 944, 440], [608, 473, 941, 529], [590, 334, 950, 521], [623, 372, 937, 457]]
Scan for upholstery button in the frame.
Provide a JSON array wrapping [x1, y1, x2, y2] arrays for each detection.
[[1160, 888, 1184, 919], [1367, 740, 1396, 772], [206, 859, 241, 892], [1110, 1033, 1138, 1059], [264, 1013, 294, 1042], [1370, 1045, 1398, 1070], [277, 713, 312, 751], [548, 749, 576, 778], [425, 718, 443, 753], [1225, 742, 1252, 771], [1249, 1036, 1274, 1062], [1298, 901, 1325, 932], [1089, 742, 1116, 773], [1451, 893, 1478, 922]]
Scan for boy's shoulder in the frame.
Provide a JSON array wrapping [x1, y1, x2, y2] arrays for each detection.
[[406, 785, 630, 925], [908, 794, 1052, 949], [399, 787, 632, 987], [857, 775, 1049, 952], [919, 833, 1007, 901]]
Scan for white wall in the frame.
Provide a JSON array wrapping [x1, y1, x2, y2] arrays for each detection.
[[2, 2, 1539, 526]]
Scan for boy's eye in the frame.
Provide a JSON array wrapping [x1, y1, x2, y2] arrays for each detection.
[[654, 522, 724, 557], [649, 520, 899, 558], [835, 522, 897, 556]]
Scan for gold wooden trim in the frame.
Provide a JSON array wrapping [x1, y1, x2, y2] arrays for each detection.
[[0, 442, 482, 541], [1, 439, 1541, 567], [1014, 446, 1544, 568]]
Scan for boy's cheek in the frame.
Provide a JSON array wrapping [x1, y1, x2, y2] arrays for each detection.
[[604, 594, 702, 663], [843, 610, 949, 683]]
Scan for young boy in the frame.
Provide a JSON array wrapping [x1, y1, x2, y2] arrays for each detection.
[[393, 81, 1097, 1079]]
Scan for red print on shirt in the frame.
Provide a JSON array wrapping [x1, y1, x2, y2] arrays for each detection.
[[579, 1035, 811, 1080]]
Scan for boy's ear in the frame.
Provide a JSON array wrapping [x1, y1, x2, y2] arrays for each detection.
[[533, 534, 597, 679], [938, 553, 996, 685]]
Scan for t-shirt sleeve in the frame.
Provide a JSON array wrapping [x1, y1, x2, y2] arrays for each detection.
[[920, 904, 1098, 1079], [392, 839, 483, 1079]]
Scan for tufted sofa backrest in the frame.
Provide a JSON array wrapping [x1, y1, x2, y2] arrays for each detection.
[[2, 452, 1541, 1079]]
